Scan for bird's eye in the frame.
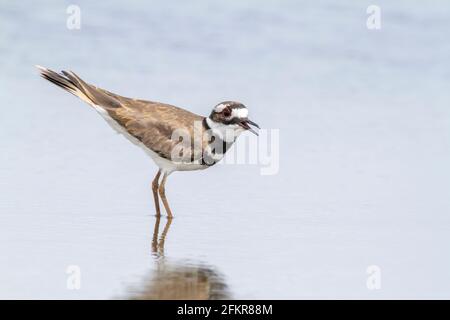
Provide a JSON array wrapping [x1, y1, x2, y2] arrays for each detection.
[[223, 109, 231, 117]]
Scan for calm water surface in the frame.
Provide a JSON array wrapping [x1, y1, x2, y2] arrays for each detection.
[[1, 0, 450, 298]]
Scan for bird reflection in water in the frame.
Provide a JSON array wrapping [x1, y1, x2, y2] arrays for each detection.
[[128, 217, 230, 300]]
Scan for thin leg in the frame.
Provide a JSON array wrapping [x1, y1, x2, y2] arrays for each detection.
[[158, 172, 173, 218], [152, 170, 162, 217]]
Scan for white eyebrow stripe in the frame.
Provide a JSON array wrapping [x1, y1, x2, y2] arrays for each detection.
[[232, 108, 248, 118]]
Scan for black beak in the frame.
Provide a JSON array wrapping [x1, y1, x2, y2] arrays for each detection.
[[239, 119, 260, 136]]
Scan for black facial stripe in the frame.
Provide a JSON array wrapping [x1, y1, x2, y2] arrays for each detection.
[[225, 117, 244, 125], [209, 113, 244, 125]]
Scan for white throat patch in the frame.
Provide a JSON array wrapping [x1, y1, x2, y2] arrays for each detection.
[[206, 118, 245, 143]]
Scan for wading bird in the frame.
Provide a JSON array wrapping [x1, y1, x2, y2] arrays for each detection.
[[37, 66, 259, 217]]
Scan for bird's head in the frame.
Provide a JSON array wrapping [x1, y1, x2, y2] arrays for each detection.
[[206, 101, 260, 141]]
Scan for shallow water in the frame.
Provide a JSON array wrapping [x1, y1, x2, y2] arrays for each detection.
[[1, 0, 450, 299]]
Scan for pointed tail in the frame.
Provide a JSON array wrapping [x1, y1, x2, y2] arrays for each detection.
[[36, 65, 121, 109]]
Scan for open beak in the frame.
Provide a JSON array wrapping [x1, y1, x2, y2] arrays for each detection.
[[239, 119, 260, 136]]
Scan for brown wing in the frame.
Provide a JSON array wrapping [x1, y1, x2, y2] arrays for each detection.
[[38, 67, 206, 161], [106, 98, 205, 161]]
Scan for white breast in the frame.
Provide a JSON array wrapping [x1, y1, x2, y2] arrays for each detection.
[[205, 118, 245, 143]]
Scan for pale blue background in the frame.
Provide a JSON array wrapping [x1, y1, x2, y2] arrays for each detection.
[[0, 0, 449, 298]]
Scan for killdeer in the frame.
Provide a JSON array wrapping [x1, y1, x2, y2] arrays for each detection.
[[36, 66, 259, 218]]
